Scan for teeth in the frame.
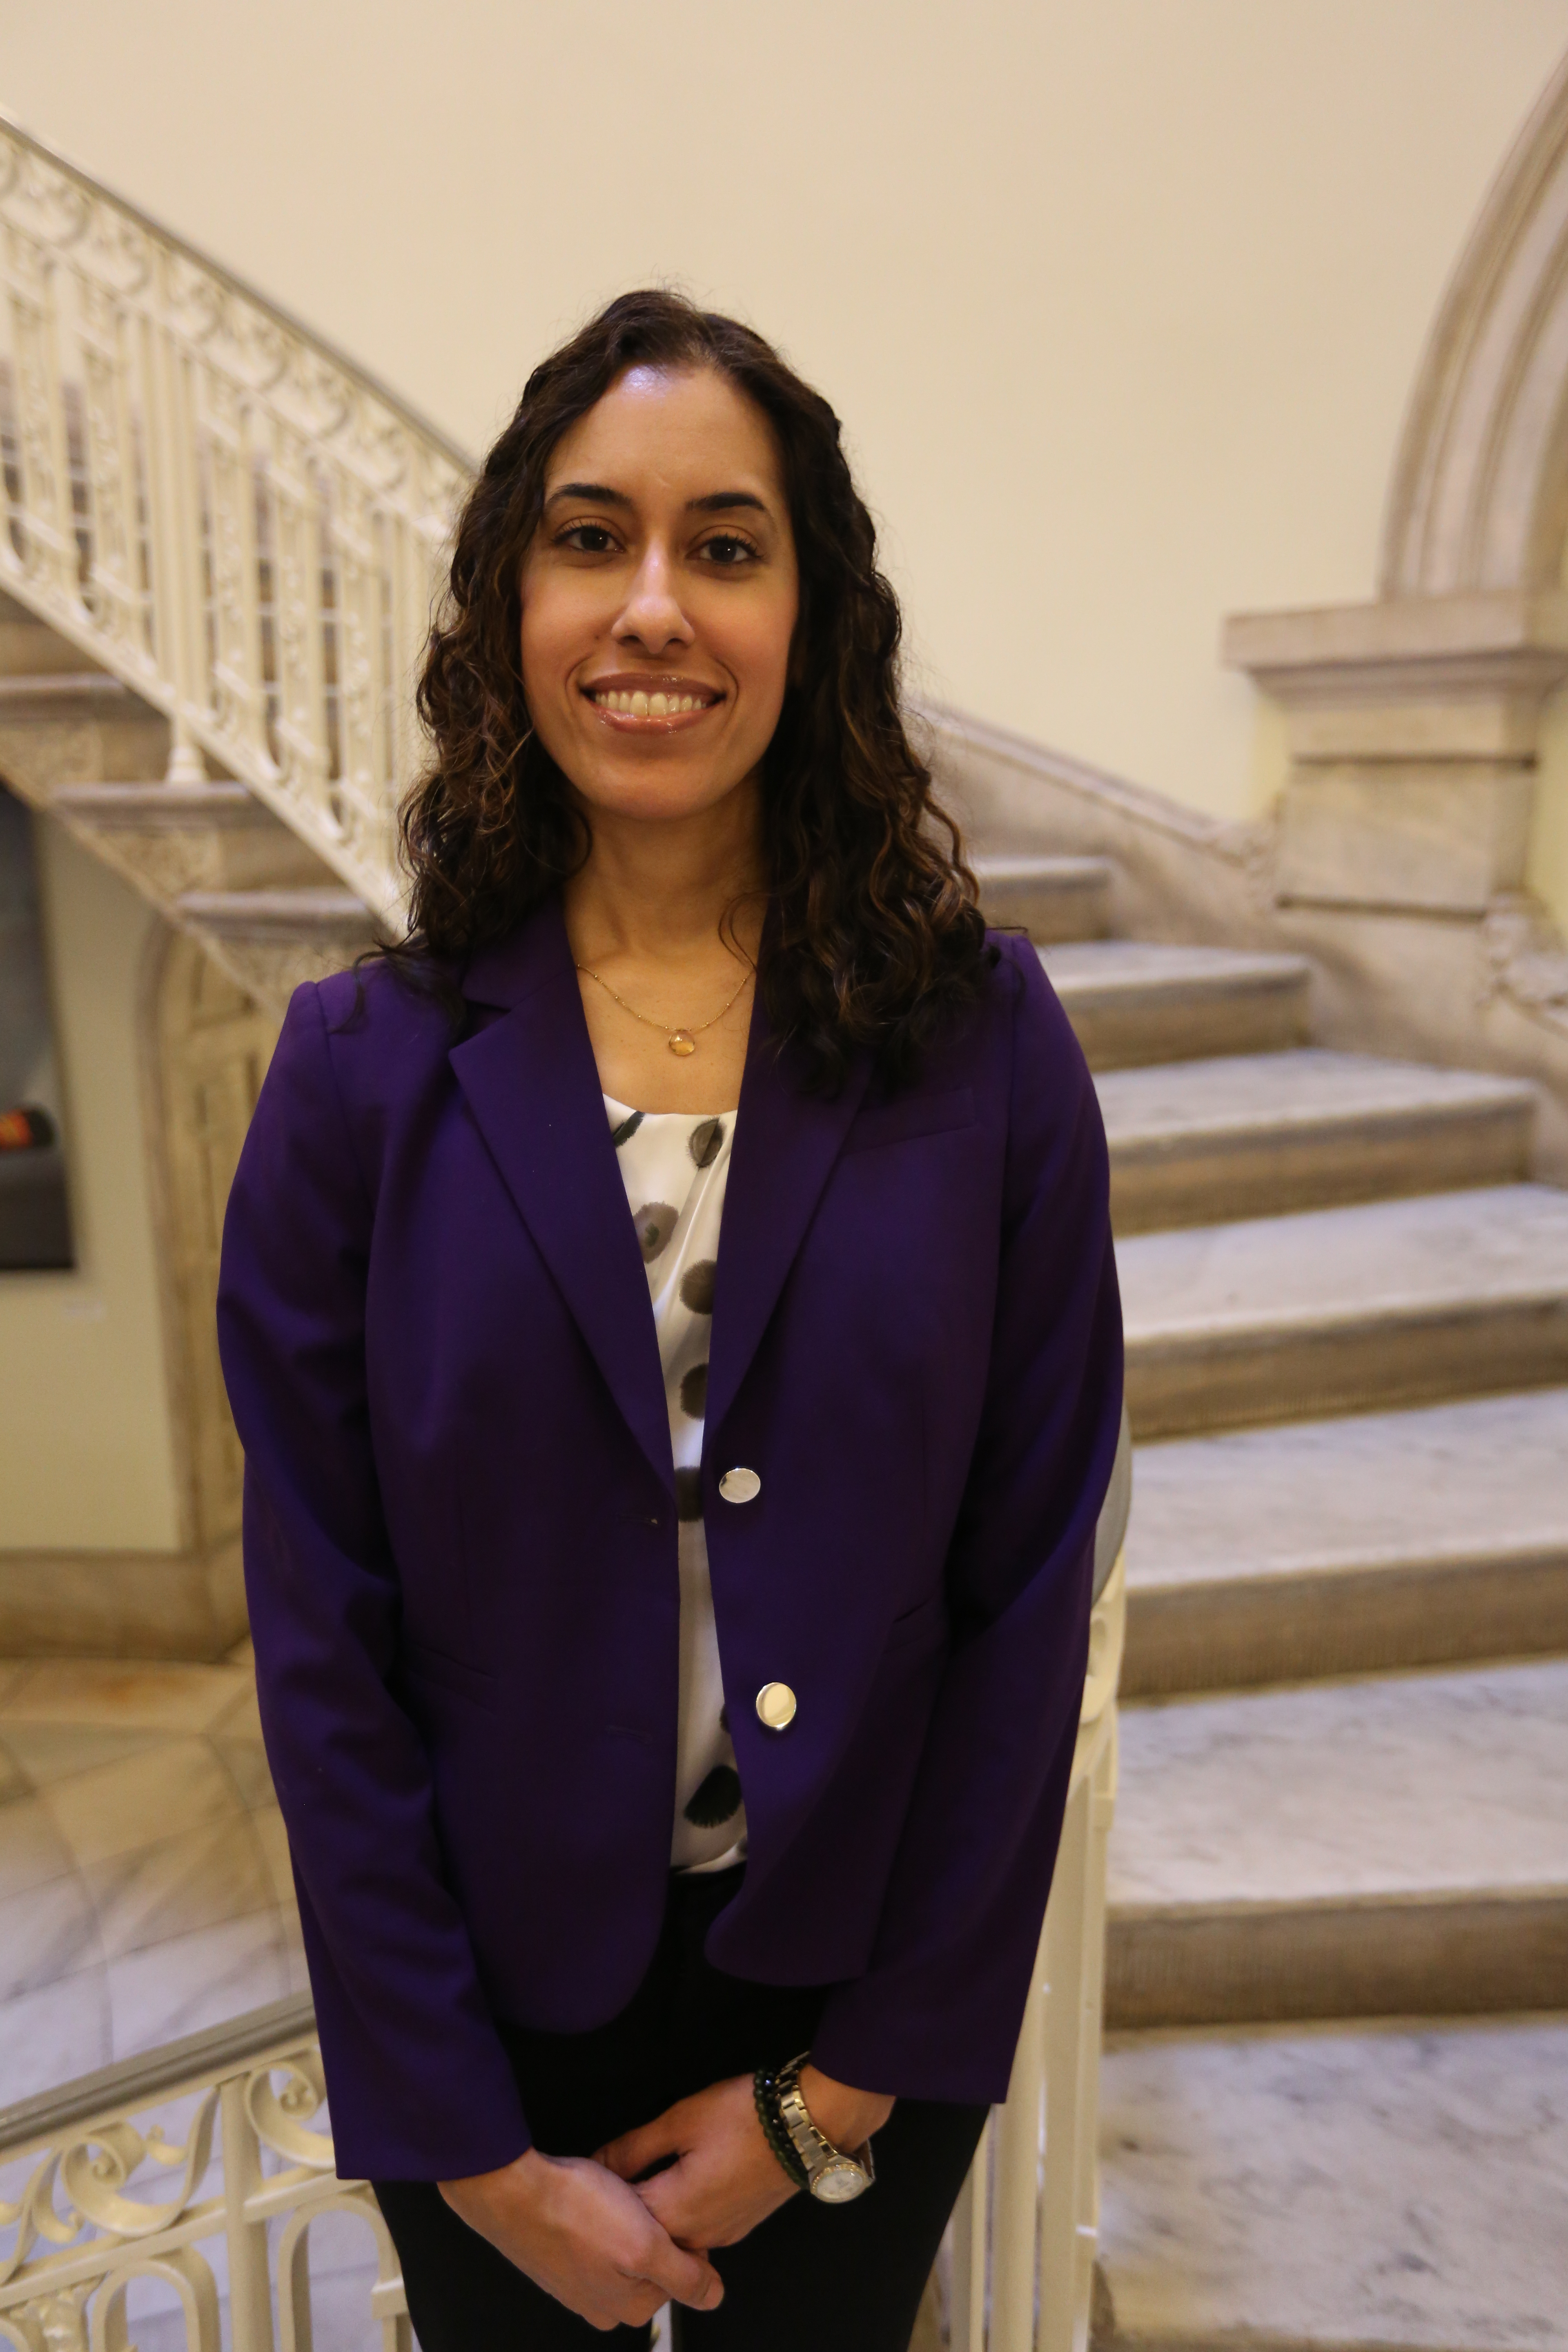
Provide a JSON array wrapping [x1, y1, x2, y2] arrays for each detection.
[[593, 688, 709, 714]]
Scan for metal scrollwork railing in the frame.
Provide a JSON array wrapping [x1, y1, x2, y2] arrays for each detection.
[[0, 111, 473, 921], [0, 2000, 407, 2351]]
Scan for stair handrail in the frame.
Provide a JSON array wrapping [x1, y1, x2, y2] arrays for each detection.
[[0, 110, 476, 920], [0, 1996, 316, 2161]]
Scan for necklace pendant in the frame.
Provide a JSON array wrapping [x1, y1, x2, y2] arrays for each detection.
[[668, 1029, 697, 1057]]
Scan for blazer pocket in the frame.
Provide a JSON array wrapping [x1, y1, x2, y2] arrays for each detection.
[[401, 1638, 503, 1713], [884, 1588, 949, 1653], [842, 1087, 976, 1155]]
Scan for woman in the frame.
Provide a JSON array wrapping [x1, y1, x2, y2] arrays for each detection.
[[217, 291, 1122, 2349]]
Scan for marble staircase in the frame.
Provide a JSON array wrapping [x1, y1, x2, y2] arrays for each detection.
[[0, 590, 379, 1012], [972, 851, 1568, 2352]]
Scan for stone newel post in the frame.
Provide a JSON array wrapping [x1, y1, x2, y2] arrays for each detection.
[[1224, 589, 1568, 915]]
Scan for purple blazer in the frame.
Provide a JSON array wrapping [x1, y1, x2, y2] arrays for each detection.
[[216, 899, 1123, 2181]]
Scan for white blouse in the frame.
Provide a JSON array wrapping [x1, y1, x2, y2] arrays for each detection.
[[605, 1095, 747, 1874]]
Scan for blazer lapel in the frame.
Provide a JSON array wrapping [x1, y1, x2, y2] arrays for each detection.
[[449, 905, 674, 1492], [704, 1007, 872, 1444]]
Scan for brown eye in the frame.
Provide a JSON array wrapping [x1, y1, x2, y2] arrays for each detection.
[[701, 535, 756, 567], [561, 523, 618, 554]]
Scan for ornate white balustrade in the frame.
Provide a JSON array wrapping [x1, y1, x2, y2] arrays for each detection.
[[0, 1999, 408, 2350], [0, 111, 470, 921], [947, 1548, 1124, 2352]]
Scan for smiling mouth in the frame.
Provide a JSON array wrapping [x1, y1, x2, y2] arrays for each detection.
[[583, 683, 723, 722]]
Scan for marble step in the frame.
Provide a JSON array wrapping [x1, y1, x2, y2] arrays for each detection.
[[0, 588, 94, 675], [53, 782, 327, 894], [1123, 1391, 1568, 1696], [972, 852, 1113, 942], [0, 669, 139, 717], [175, 889, 381, 1015], [57, 781, 258, 820], [1120, 1183, 1568, 1438], [1038, 940, 1311, 1071], [0, 650, 172, 788], [1105, 1655, 1568, 2028], [1098, 1049, 1536, 1233], [1097, 2013, 1568, 2352], [176, 887, 377, 941]]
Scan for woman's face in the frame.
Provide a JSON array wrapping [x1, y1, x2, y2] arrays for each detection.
[[519, 365, 800, 832]]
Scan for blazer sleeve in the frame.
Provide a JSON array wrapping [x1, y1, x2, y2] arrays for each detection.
[[808, 938, 1123, 2105], [216, 981, 531, 2180]]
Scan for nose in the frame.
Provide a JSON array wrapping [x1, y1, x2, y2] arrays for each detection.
[[614, 538, 694, 657]]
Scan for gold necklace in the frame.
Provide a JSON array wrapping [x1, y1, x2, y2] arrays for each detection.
[[575, 960, 754, 1056]]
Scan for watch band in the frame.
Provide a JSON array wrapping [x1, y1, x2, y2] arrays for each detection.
[[769, 2053, 876, 2203]]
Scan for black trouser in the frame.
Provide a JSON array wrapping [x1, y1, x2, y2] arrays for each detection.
[[374, 1866, 988, 2350]]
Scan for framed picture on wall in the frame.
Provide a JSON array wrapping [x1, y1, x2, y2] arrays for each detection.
[[0, 782, 74, 1270]]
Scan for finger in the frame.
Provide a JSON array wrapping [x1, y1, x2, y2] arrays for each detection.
[[601, 2281, 666, 2332], [633, 2159, 706, 2236], [639, 2232, 724, 2311], [632, 2169, 686, 2247], [600, 2115, 684, 2180]]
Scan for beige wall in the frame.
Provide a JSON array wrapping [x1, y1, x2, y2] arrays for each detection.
[[6, 3, 1568, 925], [1, 825, 182, 1551]]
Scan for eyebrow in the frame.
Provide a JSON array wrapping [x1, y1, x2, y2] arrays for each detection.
[[688, 490, 768, 515], [544, 481, 769, 516]]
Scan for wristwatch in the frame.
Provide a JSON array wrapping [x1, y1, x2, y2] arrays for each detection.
[[773, 2054, 877, 2203]]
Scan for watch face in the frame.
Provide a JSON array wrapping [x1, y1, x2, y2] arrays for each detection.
[[811, 2159, 870, 2205]]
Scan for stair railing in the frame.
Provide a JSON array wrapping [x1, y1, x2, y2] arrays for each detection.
[[947, 1548, 1125, 2352], [0, 1996, 408, 2351], [0, 112, 471, 922]]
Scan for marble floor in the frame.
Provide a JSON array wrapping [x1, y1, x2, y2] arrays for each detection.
[[0, 1643, 304, 2107]]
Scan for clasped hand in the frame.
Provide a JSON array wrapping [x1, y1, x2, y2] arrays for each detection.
[[439, 2066, 893, 2332]]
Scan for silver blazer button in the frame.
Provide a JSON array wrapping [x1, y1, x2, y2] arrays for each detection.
[[755, 1682, 797, 1730], [719, 1467, 761, 1504]]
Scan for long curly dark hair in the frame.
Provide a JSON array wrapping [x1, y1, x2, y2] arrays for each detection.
[[391, 289, 991, 1088]]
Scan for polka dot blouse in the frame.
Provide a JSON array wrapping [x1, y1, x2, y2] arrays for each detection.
[[606, 1095, 746, 1875]]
